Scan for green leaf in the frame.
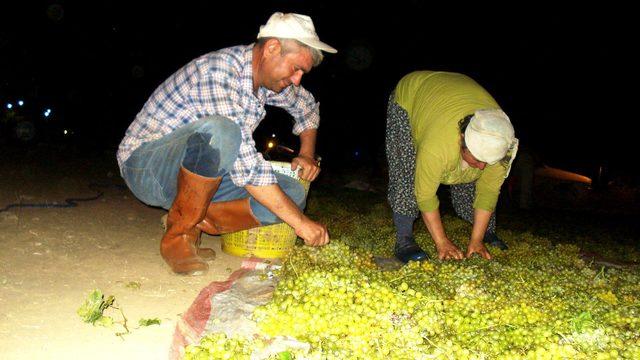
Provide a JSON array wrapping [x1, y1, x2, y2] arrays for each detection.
[[138, 318, 161, 327], [95, 315, 115, 328], [101, 295, 115, 312], [125, 281, 141, 290], [572, 311, 595, 332], [77, 290, 109, 324]]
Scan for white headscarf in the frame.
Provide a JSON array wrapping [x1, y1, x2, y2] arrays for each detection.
[[465, 109, 519, 177]]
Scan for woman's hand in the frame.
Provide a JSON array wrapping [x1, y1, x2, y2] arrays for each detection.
[[435, 240, 465, 260], [422, 209, 464, 260], [466, 241, 492, 259]]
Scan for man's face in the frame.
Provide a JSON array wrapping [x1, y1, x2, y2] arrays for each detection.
[[259, 40, 313, 93], [461, 147, 487, 170]]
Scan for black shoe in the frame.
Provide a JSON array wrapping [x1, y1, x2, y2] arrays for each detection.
[[483, 233, 508, 250], [394, 237, 429, 263]]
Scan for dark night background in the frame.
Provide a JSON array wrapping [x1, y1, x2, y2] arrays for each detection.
[[0, 1, 636, 183]]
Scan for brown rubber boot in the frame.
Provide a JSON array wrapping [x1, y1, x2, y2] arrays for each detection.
[[160, 213, 216, 261], [195, 238, 216, 261], [197, 198, 261, 235], [160, 167, 221, 275]]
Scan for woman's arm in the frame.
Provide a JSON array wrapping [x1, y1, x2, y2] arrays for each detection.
[[421, 209, 464, 260], [466, 208, 493, 259]]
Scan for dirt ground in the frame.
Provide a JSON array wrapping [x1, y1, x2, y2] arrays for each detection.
[[2, 143, 639, 360], [0, 145, 251, 359]]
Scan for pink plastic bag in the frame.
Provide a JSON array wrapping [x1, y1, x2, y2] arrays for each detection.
[[169, 258, 275, 359]]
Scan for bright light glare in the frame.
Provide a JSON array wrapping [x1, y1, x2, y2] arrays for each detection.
[[63, 129, 68, 135], [18, 100, 24, 106], [6, 103, 13, 109], [271, 133, 276, 138], [267, 141, 274, 149]]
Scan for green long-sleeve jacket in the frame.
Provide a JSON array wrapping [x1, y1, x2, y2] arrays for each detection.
[[394, 71, 509, 213]]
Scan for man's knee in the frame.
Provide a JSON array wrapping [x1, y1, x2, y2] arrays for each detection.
[[182, 132, 221, 177], [188, 116, 242, 172], [196, 115, 241, 153]]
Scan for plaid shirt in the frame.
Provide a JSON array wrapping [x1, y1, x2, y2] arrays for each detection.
[[117, 44, 320, 187]]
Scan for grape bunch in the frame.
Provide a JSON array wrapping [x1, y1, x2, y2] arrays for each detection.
[[184, 191, 640, 359], [185, 237, 639, 359]]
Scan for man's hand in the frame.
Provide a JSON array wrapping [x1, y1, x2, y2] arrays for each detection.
[[294, 217, 329, 246], [435, 239, 465, 260], [466, 241, 492, 260], [291, 155, 320, 182], [245, 184, 330, 247]]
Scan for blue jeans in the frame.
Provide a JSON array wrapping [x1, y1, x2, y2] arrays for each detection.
[[120, 115, 306, 225]]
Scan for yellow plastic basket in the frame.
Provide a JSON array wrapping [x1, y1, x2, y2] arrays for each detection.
[[221, 161, 310, 259]]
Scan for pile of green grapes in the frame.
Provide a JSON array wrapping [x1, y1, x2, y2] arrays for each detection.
[[184, 191, 640, 359]]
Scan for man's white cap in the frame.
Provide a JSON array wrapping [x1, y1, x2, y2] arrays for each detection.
[[257, 12, 337, 53], [465, 109, 518, 166]]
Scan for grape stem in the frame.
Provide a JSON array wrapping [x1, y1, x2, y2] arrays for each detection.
[[113, 304, 130, 339], [422, 336, 449, 359], [389, 271, 418, 284], [462, 323, 514, 333], [557, 332, 571, 344], [374, 338, 381, 356], [289, 257, 299, 278]]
